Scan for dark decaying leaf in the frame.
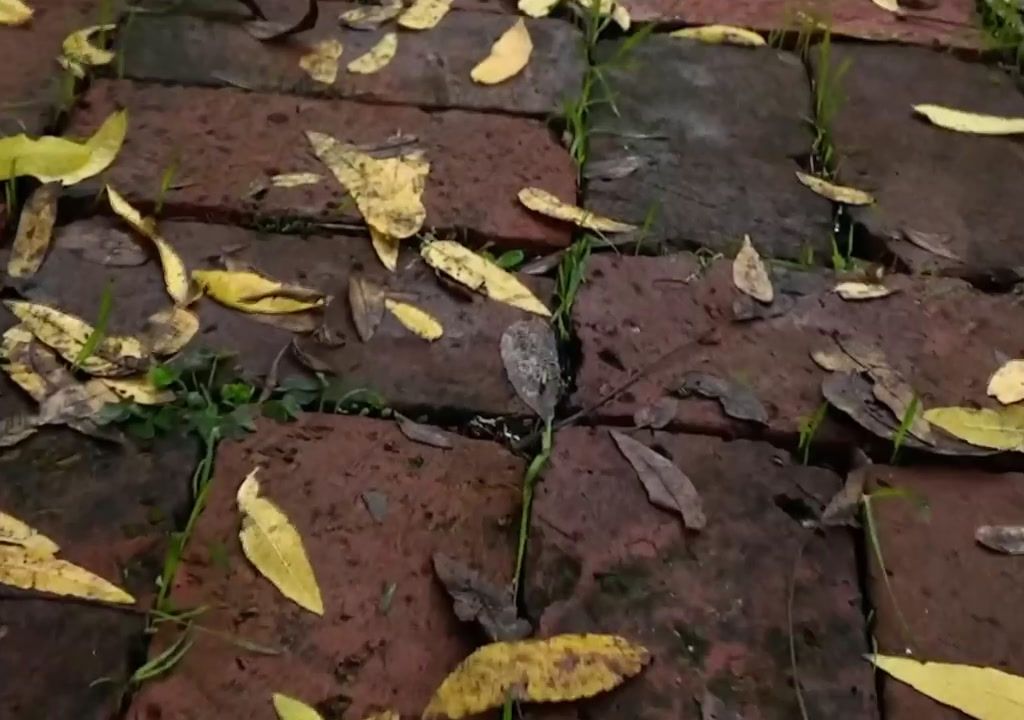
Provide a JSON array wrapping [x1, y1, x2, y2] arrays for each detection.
[[362, 490, 388, 523], [500, 319, 561, 423], [633, 397, 678, 429], [290, 337, 334, 373], [975, 525, 1024, 555], [245, 310, 322, 333], [902, 228, 961, 262], [432, 553, 531, 642], [699, 689, 745, 720], [244, 0, 318, 40], [678, 372, 767, 425], [518, 250, 565, 276], [395, 413, 456, 449], [609, 430, 706, 530], [349, 274, 386, 342], [820, 450, 870, 527], [732, 293, 795, 322], [583, 155, 646, 181], [60, 225, 148, 266]]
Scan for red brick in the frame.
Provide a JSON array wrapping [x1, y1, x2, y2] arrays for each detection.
[[127, 414, 523, 720], [571, 253, 1024, 451], [525, 427, 876, 719], [866, 466, 1024, 719], [66, 80, 575, 249], [4, 218, 551, 415], [116, 7, 583, 116]]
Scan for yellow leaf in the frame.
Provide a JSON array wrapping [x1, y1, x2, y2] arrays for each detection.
[[270, 172, 322, 188], [833, 282, 894, 301], [272, 694, 323, 720], [988, 360, 1024, 405], [348, 32, 398, 75], [340, 0, 403, 28], [0, 109, 125, 186], [0, 545, 134, 604], [913, 104, 1024, 135], [923, 405, 1024, 451], [518, 187, 635, 233], [107, 186, 193, 306], [0, 510, 59, 557], [732, 235, 773, 303], [61, 109, 128, 186], [398, 0, 452, 29], [871, 0, 902, 13], [0, 325, 76, 400], [192, 269, 324, 314], [8, 182, 59, 278], [237, 470, 323, 615], [100, 376, 175, 405], [57, 55, 86, 79], [871, 654, 1024, 719], [424, 634, 650, 719], [3, 300, 148, 377], [669, 24, 766, 46], [62, 24, 116, 66], [307, 130, 429, 239], [363, 713, 399, 720], [471, 19, 532, 85], [518, 0, 558, 18], [141, 307, 199, 355], [421, 240, 550, 316], [611, 3, 630, 30], [795, 171, 874, 206], [299, 39, 343, 84], [385, 298, 443, 340], [0, 0, 33, 25], [370, 226, 399, 272]]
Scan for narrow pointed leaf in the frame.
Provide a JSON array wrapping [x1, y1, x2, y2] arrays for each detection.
[[914, 104, 1024, 135], [0, 545, 134, 604], [7, 182, 59, 278], [610, 430, 706, 529], [518, 187, 635, 233], [0, 511, 60, 557], [670, 25, 766, 46]]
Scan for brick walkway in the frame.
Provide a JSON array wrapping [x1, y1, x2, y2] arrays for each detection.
[[2, 1, 1024, 719]]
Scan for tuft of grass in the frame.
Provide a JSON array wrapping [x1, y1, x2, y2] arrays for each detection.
[[552, 236, 592, 340], [889, 393, 920, 464], [797, 401, 828, 465], [154, 152, 180, 216], [130, 629, 194, 685], [829, 224, 855, 272], [512, 420, 553, 593], [809, 30, 850, 179], [73, 280, 115, 370]]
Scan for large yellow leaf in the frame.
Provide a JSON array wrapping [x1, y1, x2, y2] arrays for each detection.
[[347, 32, 398, 75], [471, 19, 532, 85], [0, 0, 33, 25], [299, 39, 343, 84], [398, 0, 452, 30], [192, 270, 325, 314], [518, 0, 558, 18], [795, 171, 874, 205], [272, 693, 323, 720], [423, 634, 650, 719], [308, 130, 429, 239], [421, 240, 550, 316], [62, 24, 116, 66], [237, 470, 324, 615], [923, 405, 1024, 451], [518, 187, 635, 233], [3, 300, 149, 377], [669, 25, 766, 46], [0, 545, 134, 604], [988, 360, 1024, 405], [385, 298, 443, 340], [107, 186, 193, 306], [61, 109, 128, 186], [7, 182, 59, 278], [913, 104, 1024, 135], [732, 234, 773, 303], [871, 655, 1024, 719], [0, 510, 59, 557]]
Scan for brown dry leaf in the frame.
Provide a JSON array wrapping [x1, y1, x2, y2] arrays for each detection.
[[679, 371, 767, 425], [820, 455, 869, 527], [384, 298, 443, 340], [795, 172, 874, 206], [141, 307, 199, 356], [369, 227, 399, 272], [1, 326, 75, 401], [339, 0, 403, 29], [8, 182, 59, 278], [471, 19, 532, 85], [500, 319, 560, 423], [975, 525, 1024, 555], [0, 0, 33, 25], [395, 413, 457, 449], [299, 38, 343, 84], [432, 553, 531, 642], [633, 397, 678, 429], [245, 0, 318, 40], [834, 282, 895, 301], [0, 414, 41, 448], [423, 634, 650, 719], [348, 32, 398, 74], [348, 274, 386, 342], [609, 430, 706, 529], [398, 0, 452, 29], [518, 187, 635, 233], [732, 235, 773, 303], [987, 360, 1024, 405], [0, 545, 134, 604], [902, 229, 961, 261]]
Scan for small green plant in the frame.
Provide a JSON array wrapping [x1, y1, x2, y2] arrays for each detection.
[[809, 30, 850, 178], [978, 0, 1024, 72], [798, 242, 816, 267], [552, 236, 592, 340], [154, 152, 180, 216], [73, 280, 115, 370], [797, 401, 828, 464], [889, 393, 920, 464], [480, 247, 525, 270], [129, 629, 195, 686], [829, 225, 854, 272]]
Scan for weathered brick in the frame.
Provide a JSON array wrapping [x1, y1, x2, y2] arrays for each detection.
[[127, 414, 523, 720], [115, 7, 583, 116], [525, 427, 876, 719], [866, 466, 1024, 719], [65, 80, 575, 249]]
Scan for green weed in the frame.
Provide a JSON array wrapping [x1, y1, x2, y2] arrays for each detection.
[[889, 393, 920, 464], [154, 152, 180, 216], [797, 401, 828, 465], [73, 280, 115, 370], [480, 247, 526, 270], [829, 224, 854, 272], [130, 629, 194, 685], [552, 236, 592, 340], [809, 30, 849, 178], [978, 0, 1024, 71], [512, 420, 553, 593]]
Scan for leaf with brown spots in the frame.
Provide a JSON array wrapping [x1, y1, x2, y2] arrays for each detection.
[[8, 182, 59, 279], [500, 319, 560, 423], [610, 430, 706, 529], [348, 274, 386, 342]]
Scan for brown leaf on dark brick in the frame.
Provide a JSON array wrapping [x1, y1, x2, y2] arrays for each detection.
[[349, 274, 386, 342], [820, 453, 869, 527], [699, 689, 745, 720], [583, 155, 646, 181], [432, 553, 531, 642], [395, 413, 456, 449], [610, 430, 706, 530], [518, 250, 564, 276], [500, 319, 561, 423], [633, 397, 678, 429], [975, 525, 1024, 555], [679, 371, 767, 425], [244, 0, 318, 41], [902, 228, 961, 261]]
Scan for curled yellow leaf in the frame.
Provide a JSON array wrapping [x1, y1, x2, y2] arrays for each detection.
[[0, 510, 59, 557], [518, 187, 635, 233], [795, 171, 874, 206], [518, 0, 558, 18], [370, 226, 399, 272], [398, 0, 452, 29], [913, 103, 1024, 135], [192, 269, 324, 314], [385, 298, 443, 340], [348, 32, 398, 75], [0, 325, 77, 401], [8, 182, 59, 278], [272, 694, 323, 720], [0, 0, 33, 25], [62, 24, 115, 66], [833, 282, 894, 301], [299, 39, 343, 84], [988, 360, 1024, 406], [0, 545, 135, 604], [670, 24, 766, 46], [471, 19, 532, 85]]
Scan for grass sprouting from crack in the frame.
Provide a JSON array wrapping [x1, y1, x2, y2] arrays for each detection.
[[154, 152, 180, 216], [130, 629, 195, 685], [889, 393, 920, 464], [809, 29, 849, 179], [512, 421, 554, 593], [72, 280, 114, 370], [552, 236, 592, 340], [797, 401, 828, 465]]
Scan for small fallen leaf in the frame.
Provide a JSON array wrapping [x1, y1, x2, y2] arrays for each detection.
[[398, 0, 452, 29], [348, 32, 398, 74], [913, 104, 1024, 135], [270, 172, 321, 188], [100, 375, 175, 405], [348, 275, 386, 342], [834, 282, 895, 301], [923, 405, 1024, 452], [384, 298, 443, 340], [500, 319, 560, 423], [988, 360, 1024, 405], [0, 546, 135, 603], [272, 693, 323, 720], [518, 187, 636, 233], [339, 0, 403, 29], [141, 307, 199, 355], [299, 38, 343, 84], [583, 155, 645, 181], [245, 0, 318, 40], [0, 0, 32, 25], [0, 510, 59, 557], [423, 634, 649, 719], [633, 397, 678, 429], [670, 25, 766, 46], [870, 654, 1024, 719], [62, 24, 115, 67], [820, 459, 869, 527], [1, 326, 73, 401], [0, 109, 127, 185], [237, 469, 324, 615], [610, 3, 630, 30], [370, 226, 399, 271], [976, 525, 1024, 555], [732, 235, 773, 303], [433, 553, 531, 642], [902, 228, 961, 261], [610, 430, 705, 529], [871, 0, 902, 13], [518, 0, 558, 17], [193, 269, 324, 314], [471, 19, 532, 85], [395, 413, 457, 449], [7, 182, 59, 278], [679, 371, 767, 424], [795, 171, 874, 206]]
